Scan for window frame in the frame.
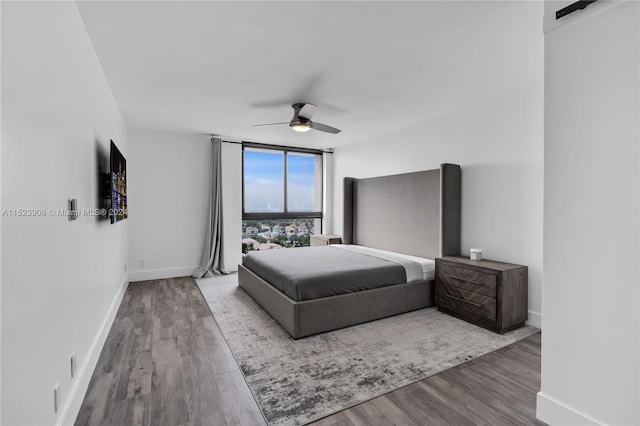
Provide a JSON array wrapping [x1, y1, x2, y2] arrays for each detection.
[[241, 141, 324, 222]]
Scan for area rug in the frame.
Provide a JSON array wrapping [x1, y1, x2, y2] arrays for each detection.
[[196, 274, 539, 426]]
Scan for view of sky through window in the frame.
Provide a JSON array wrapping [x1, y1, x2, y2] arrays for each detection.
[[287, 153, 317, 212], [244, 149, 284, 212], [244, 149, 318, 212]]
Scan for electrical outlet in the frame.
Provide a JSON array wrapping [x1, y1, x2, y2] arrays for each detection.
[[124, 263, 128, 272], [70, 353, 76, 378], [53, 383, 61, 413], [138, 259, 145, 268]]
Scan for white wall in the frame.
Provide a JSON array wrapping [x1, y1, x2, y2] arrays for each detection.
[[127, 132, 243, 280], [331, 6, 544, 325], [538, 1, 639, 424], [127, 129, 210, 280], [0, 2, 4, 423], [322, 152, 334, 234], [1, 3, 128, 425]]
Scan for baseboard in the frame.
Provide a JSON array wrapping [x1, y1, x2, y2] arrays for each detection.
[[58, 273, 129, 426], [526, 310, 542, 329], [128, 266, 198, 282], [536, 391, 601, 425]]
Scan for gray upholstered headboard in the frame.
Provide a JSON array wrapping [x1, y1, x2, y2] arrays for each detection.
[[343, 163, 461, 260]]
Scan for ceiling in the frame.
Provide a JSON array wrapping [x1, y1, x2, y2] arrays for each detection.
[[76, 1, 539, 150]]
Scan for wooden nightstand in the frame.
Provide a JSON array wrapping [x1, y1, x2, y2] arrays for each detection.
[[310, 234, 343, 246], [435, 256, 528, 334]]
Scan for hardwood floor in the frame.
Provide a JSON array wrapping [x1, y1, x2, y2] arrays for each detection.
[[75, 277, 265, 426], [76, 277, 543, 426]]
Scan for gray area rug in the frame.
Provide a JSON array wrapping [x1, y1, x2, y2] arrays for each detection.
[[197, 274, 539, 426]]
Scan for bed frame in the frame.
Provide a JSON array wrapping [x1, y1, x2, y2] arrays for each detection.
[[238, 163, 461, 339]]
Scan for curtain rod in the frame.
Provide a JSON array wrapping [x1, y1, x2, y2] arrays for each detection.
[[216, 138, 334, 154]]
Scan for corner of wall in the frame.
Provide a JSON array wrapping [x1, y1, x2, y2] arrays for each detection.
[[526, 311, 542, 329], [322, 151, 334, 234]]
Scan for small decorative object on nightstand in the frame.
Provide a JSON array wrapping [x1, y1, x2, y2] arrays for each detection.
[[435, 256, 528, 334], [310, 234, 343, 246]]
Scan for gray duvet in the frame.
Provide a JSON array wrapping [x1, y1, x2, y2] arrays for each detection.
[[242, 245, 408, 301]]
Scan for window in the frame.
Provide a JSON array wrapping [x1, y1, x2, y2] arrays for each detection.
[[242, 143, 323, 251], [243, 148, 285, 212], [287, 152, 323, 213]]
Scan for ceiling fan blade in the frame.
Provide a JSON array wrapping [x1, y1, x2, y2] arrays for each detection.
[[251, 122, 290, 128], [298, 103, 317, 120], [311, 122, 341, 134]]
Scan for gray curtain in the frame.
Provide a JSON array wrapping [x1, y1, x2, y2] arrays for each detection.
[[193, 137, 228, 277]]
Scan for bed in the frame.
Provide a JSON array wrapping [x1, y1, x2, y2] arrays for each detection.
[[238, 163, 461, 339]]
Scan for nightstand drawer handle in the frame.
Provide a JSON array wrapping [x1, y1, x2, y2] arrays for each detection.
[[445, 294, 482, 307]]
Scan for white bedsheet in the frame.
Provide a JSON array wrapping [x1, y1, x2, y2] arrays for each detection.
[[331, 244, 435, 282]]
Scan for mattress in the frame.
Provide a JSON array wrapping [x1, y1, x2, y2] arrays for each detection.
[[241, 244, 432, 301], [332, 244, 435, 281]]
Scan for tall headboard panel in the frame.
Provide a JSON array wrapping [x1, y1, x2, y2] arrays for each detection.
[[343, 163, 460, 260]]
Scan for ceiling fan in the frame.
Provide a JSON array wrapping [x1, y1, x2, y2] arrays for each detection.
[[252, 103, 341, 134]]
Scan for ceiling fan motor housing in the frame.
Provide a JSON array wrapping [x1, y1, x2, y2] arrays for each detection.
[[290, 103, 314, 131]]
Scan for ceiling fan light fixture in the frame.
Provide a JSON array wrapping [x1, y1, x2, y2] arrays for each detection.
[[290, 121, 312, 132]]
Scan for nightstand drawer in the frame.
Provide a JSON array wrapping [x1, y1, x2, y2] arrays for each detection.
[[438, 285, 497, 321], [438, 263, 497, 296]]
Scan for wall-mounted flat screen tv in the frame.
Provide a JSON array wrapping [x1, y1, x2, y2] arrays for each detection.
[[110, 140, 127, 223]]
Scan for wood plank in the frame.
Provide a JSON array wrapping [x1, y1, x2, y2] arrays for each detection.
[[387, 381, 477, 425], [345, 396, 418, 426], [150, 338, 190, 425], [106, 395, 150, 426], [75, 372, 116, 426]]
